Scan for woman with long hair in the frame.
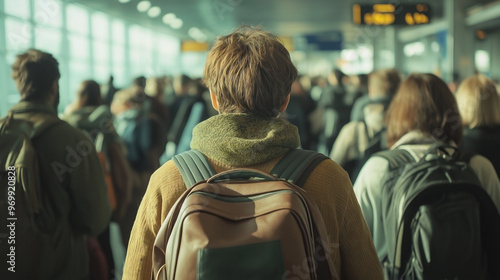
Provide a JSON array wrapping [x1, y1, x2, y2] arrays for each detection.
[[354, 73, 500, 275]]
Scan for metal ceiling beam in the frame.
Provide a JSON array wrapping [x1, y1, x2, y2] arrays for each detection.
[[397, 20, 447, 43], [465, 1, 500, 26]]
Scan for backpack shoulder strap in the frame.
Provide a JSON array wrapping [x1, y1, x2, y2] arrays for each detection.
[[173, 149, 328, 189], [1, 112, 62, 139], [270, 149, 329, 187], [173, 150, 216, 188], [361, 119, 370, 140], [374, 148, 414, 169]]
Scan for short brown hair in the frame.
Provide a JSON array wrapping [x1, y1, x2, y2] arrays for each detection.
[[455, 74, 500, 128], [110, 86, 147, 115], [11, 49, 60, 101], [203, 26, 298, 117], [76, 80, 102, 109], [368, 68, 401, 98], [112, 86, 146, 107], [385, 73, 463, 147]]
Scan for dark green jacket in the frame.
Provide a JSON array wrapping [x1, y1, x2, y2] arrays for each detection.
[[7, 101, 111, 280]]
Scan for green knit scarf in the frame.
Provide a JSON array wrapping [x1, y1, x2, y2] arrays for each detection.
[[191, 113, 300, 167]]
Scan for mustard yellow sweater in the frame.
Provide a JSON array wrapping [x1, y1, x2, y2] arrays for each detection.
[[123, 114, 383, 279]]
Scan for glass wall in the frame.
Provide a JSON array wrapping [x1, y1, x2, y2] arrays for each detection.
[[402, 35, 443, 77], [0, 0, 181, 115]]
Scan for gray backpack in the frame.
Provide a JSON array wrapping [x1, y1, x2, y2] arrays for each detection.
[[376, 143, 500, 280]]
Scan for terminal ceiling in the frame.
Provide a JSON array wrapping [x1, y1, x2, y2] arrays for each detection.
[[61, 0, 449, 43]]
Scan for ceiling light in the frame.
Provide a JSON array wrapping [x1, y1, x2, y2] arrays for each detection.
[[118, 0, 130, 3], [162, 13, 176, 24], [195, 33, 207, 42], [188, 27, 200, 38], [170, 18, 183, 29], [188, 27, 206, 41], [147, 6, 161, 18], [137, 1, 151, 12]]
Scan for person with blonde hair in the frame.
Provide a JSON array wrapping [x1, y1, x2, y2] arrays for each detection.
[[122, 26, 383, 280], [456, 73, 500, 176]]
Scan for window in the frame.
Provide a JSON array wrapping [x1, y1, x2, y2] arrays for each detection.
[[68, 60, 91, 97], [111, 44, 127, 87], [181, 52, 207, 77], [94, 62, 111, 84], [35, 26, 62, 56], [68, 34, 90, 60], [34, 0, 63, 28], [158, 34, 180, 74], [111, 20, 125, 44], [130, 47, 147, 76], [4, 0, 31, 19], [91, 12, 109, 40], [93, 39, 111, 83], [5, 18, 32, 51], [93, 40, 109, 63], [0, 1, 181, 116], [129, 24, 144, 47], [112, 44, 125, 65], [141, 29, 153, 50], [3, 52, 21, 113], [112, 62, 127, 87], [66, 4, 89, 34]]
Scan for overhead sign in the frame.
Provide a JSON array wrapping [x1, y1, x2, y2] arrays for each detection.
[[353, 3, 431, 26], [181, 41, 210, 52], [278, 36, 294, 51], [303, 31, 343, 51]]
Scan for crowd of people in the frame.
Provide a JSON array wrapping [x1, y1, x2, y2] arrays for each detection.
[[2, 25, 500, 280], [60, 71, 213, 279]]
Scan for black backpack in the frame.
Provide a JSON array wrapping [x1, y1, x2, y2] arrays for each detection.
[[375, 143, 500, 280]]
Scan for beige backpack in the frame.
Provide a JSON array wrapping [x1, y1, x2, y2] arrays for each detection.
[[152, 149, 338, 280]]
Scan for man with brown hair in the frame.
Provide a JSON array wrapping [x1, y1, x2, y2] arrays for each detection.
[[1, 49, 111, 280], [330, 68, 401, 182], [123, 26, 382, 280], [350, 68, 401, 122]]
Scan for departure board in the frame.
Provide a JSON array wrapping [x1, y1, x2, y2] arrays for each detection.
[[353, 3, 431, 26]]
